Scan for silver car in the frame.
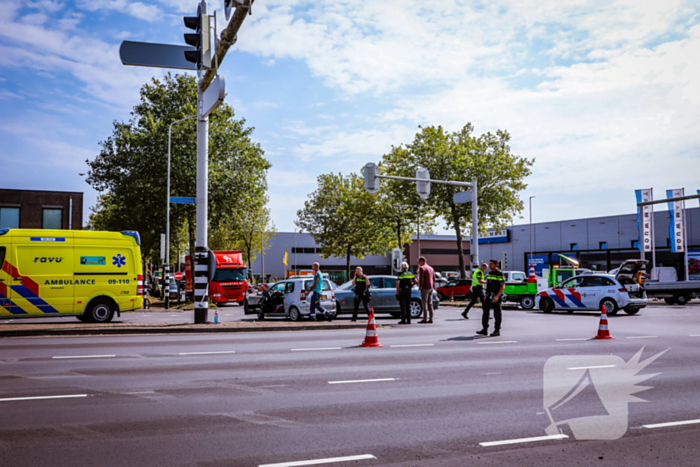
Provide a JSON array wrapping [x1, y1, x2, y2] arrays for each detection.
[[334, 275, 439, 320], [244, 278, 337, 321]]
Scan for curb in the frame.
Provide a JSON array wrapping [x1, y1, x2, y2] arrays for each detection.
[[0, 323, 367, 338]]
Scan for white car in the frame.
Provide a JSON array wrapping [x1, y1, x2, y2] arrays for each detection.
[[243, 278, 337, 321], [535, 260, 648, 315]]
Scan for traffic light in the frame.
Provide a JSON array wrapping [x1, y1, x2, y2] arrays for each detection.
[[363, 163, 379, 194], [183, 11, 211, 69], [416, 167, 430, 199]]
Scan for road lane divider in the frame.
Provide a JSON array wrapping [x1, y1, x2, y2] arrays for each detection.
[[53, 355, 116, 359], [556, 338, 590, 341], [291, 347, 342, 352], [479, 434, 568, 447], [390, 344, 434, 348], [328, 378, 395, 385], [568, 364, 616, 370], [178, 351, 236, 355], [0, 394, 88, 403], [626, 336, 658, 339], [477, 341, 517, 345], [642, 419, 700, 429], [259, 453, 377, 467]]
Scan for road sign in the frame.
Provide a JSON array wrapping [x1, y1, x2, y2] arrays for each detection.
[[416, 167, 430, 199], [200, 75, 225, 117], [119, 41, 197, 70], [174, 272, 184, 281], [453, 190, 472, 204], [363, 162, 380, 194], [170, 197, 196, 204]]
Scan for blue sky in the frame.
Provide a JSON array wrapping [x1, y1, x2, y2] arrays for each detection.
[[2, 0, 700, 233]]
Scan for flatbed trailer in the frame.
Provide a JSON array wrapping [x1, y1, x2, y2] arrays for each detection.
[[643, 281, 700, 305]]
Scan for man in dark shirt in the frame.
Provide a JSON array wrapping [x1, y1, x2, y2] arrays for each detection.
[[477, 259, 505, 337]]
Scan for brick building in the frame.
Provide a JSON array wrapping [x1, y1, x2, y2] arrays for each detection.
[[0, 189, 83, 230]]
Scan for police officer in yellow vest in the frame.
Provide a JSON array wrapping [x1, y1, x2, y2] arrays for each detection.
[[395, 262, 417, 324], [462, 262, 487, 319], [352, 266, 371, 322], [477, 259, 506, 337]]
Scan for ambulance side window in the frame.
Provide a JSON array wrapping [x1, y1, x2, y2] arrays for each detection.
[[0, 247, 5, 267]]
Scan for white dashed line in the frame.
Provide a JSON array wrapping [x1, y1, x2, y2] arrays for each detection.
[[291, 347, 341, 352], [0, 394, 88, 402], [390, 344, 435, 348], [178, 351, 236, 355], [690, 335, 700, 337], [483, 372, 502, 375], [477, 341, 517, 345], [53, 355, 116, 359], [328, 378, 395, 385], [480, 434, 568, 447], [556, 338, 590, 341], [626, 336, 658, 339], [568, 365, 616, 370], [642, 419, 700, 429], [259, 454, 377, 467]]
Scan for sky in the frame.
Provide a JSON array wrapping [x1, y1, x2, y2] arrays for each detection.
[[1, 0, 700, 234]]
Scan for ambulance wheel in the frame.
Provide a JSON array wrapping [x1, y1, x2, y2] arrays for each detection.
[[600, 298, 618, 316], [520, 296, 535, 310], [86, 298, 115, 323], [289, 306, 302, 322], [540, 298, 554, 313]]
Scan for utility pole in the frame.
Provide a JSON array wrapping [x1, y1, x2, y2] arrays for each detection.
[[529, 196, 535, 268]]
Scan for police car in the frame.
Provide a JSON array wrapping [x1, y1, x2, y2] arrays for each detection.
[[535, 260, 648, 315]]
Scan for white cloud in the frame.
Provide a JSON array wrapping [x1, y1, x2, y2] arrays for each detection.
[[0, 89, 23, 100], [253, 100, 279, 109], [75, 0, 162, 22]]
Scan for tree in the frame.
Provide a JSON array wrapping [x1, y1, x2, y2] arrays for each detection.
[[296, 173, 395, 280], [381, 124, 534, 278], [86, 73, 271, 284]]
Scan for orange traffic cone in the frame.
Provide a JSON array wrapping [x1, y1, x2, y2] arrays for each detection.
[[593, 305, 614, 339], [528, 263, 537, 283], [450, 294, 454, 303], [360, 309, 383, 347]]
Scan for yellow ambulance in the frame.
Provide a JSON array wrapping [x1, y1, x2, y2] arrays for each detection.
[[0, 228, 143, 323]]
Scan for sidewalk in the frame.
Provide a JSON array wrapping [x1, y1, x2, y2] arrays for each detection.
[[0, 320, 366, 338]]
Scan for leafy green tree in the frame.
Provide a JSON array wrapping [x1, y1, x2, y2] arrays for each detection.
[[381, 124, 534, 278], [296, 173, 396, 280], [86, 74, 270, 282]]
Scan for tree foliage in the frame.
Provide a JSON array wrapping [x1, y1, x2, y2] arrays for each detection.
[[381, 124, 533, 278], [296, 173, 396, 280], [85, 73, 271, 270]]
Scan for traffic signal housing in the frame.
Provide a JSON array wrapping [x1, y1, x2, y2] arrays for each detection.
[[183, 13, 211, 69]]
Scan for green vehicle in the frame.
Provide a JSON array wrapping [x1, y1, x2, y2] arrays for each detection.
[[548, 254, 592, 288], [502, 271, 538, 309]]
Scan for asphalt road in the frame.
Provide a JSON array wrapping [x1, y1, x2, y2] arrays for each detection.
[[0, 304, 698, 466]]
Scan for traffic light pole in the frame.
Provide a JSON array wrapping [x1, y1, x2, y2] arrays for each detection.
[[193, 82, 210, 324]]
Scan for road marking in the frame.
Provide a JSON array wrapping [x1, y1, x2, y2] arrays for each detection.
[[483, 372, 501, 375], [556, 338, 590, 341], [480, 434, 568, 447], [690, 335, 700, 337], [626, 336, 657, 339], [568, 365, 616, 370], [328, 378, 395, 385], [261, 385, 290, 388], [642, 419, 700, 429], [291, 347, 342, 352], [477, 341, 517, 345], [390, 344, 434, 348], [259, 454, 377, 467], [52, 355, 116, 359], [0, 394, 88, 403], [178, 351, 236, 355]]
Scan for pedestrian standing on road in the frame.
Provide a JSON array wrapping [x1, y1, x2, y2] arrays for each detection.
[[462, 263, 487, 319], [351, 266, 371, 322], [396, 262, 416, 325], [308, 262, 331, 321], [477, 259, 505, 337], [416, 256, 435, 324]]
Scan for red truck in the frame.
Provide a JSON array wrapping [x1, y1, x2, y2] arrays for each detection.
[[185, 250, 248, 305]]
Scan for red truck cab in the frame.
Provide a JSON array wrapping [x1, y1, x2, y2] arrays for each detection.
[[186, 250, 248, 304]]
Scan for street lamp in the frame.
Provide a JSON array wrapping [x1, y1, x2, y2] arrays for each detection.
[[165, 115, 196, 310], [529, 196, 536, 269]]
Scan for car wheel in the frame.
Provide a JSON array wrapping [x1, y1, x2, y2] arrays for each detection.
[[664, 297, 674, 305], [674, 293, 689, 306], [520, 296, 535, 310], [600, 298, 618, 315], [243, 299, 249, 314], [289, 306, 301, 322], [86, 298, 114, 323], [409, 299, 422, 319], [540, 297, 554, 313], [624, 307, 640, 315], [437, 292, 445, 301]]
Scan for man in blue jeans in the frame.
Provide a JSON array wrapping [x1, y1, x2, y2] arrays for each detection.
[[308, 262, 332, 321]]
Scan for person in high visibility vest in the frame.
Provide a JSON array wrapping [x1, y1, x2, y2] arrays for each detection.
[[477, 259, 506, 337], [352, 266, 371, 322], [462, 263, 487, 319], [395, 262, 417, 324]]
